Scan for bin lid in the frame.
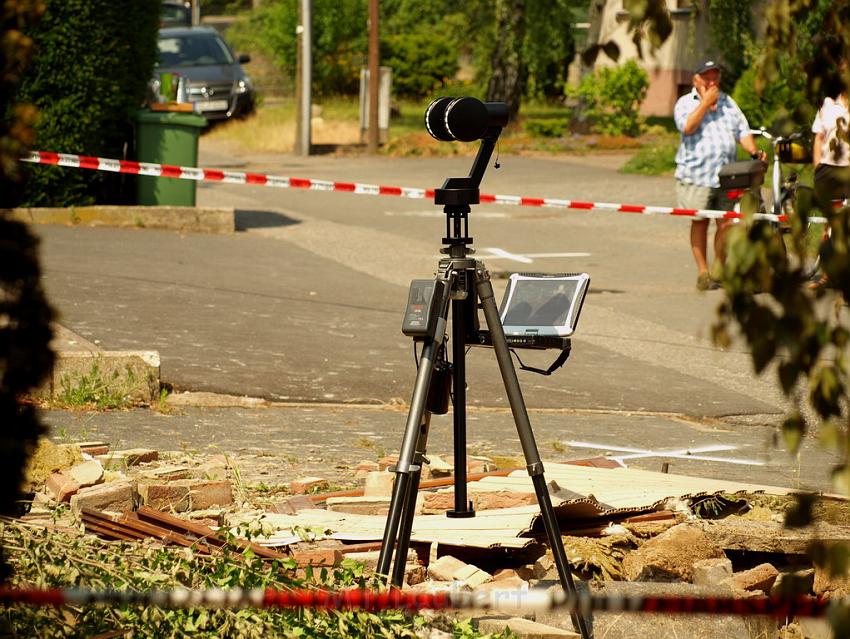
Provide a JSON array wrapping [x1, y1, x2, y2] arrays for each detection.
[[136, 109, 208, 127]]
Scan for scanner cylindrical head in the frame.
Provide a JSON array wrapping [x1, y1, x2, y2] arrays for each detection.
[[425, 96, 509, 142]]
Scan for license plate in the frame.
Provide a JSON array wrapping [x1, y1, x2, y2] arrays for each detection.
[[196, 99, 228, 112]]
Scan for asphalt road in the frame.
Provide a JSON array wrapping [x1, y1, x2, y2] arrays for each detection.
[[35, 140, 784, 417], [32, 137, 846, 492]]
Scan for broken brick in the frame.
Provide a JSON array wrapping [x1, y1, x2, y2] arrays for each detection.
[[139, 480, 233, 512], [46, 471, 81, 502], [363, 471, 394, 497], [292, 547, 343, 567], [288, 477, 328, 495], [70, 481, 135, 518], [730, 563, 779, 593]]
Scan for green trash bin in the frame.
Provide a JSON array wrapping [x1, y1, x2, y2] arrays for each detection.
[[135, 110, 207, 206]]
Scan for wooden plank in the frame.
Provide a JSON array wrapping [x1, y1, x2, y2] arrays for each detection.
[[137, 506, 288, 560]]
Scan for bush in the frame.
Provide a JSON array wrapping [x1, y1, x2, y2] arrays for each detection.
[[525, 119, 567, 138], [566, 60, 648, 137], [17, 0, 160, 206], [731, 61, 807, 131], [382, 30, 458, 98]]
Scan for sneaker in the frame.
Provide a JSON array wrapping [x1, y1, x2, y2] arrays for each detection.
[[696, 273, 721, 291]]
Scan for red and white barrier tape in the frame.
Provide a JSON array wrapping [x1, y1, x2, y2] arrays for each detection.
[[0, 585, 837, 618], [22, 151, 829, 224]]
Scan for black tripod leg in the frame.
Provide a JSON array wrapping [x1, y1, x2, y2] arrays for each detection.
[[391, 413, 431, 586], [475, 266, 592, 639], [377, 278, 452, 581]]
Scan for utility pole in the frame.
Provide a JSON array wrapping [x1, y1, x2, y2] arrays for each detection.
[[294, 0, 312, 156], [367, 0, 379, 152]]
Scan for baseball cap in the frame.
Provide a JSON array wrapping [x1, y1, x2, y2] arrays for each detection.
[[694, 60, 721, 75]]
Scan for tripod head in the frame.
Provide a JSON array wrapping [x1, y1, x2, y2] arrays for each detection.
[[425, 97, 508, 254]]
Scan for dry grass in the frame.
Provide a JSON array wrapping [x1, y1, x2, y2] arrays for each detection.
[[207, 103, 362, 152]]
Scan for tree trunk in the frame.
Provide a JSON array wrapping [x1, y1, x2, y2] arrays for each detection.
[[485, 0, 527, 121]]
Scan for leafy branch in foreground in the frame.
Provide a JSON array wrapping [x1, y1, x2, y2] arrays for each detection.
[[2, 521, 423, 638]]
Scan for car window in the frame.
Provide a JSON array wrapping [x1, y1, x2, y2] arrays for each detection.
[[158, 34, 235, 67], [161, 5, 191, 26]]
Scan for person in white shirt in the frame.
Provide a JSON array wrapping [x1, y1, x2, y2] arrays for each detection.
[[812, 92, 850, 203], [809, 82, 850, 288]]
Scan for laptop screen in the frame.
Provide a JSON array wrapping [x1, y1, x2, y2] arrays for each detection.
[[499, 273, 590, 337]]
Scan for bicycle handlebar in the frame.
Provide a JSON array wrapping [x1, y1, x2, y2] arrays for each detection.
[[749, 128, 804, 144]]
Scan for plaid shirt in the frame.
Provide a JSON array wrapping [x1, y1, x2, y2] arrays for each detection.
[[674, 89, 750, 188]]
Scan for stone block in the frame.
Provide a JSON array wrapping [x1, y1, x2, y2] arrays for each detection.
[[139, 479, 233, 512], [67, 460, 104, 488], [453, 563, 492, 588], [48, 351, 160, 404], [476, 616, 579, 638], [623, 523, 726, 582], [730, 563, 779, 593], [78, 442, 109, 456], [138, 465, 191, 481], [138, 482, 191, 512], [289, 477, 328, 495], [428, 555, 470, 582], [11, 205, 234, 235], [363, 471, 394, 497], [326, 496, 391, 516], [70, 481, 135, 517], [46, 471, 80, 502], [692, 557, 733, 586], [473, 575, 529, 594], [121, 448, 159, 465]]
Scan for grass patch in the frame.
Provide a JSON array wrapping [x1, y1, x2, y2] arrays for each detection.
[[208, 96, 649, 158], [55, 361, 136, 410], [620, 134, 678, 176]]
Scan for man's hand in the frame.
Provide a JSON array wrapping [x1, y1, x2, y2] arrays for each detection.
[[700, 85, 720, 111]]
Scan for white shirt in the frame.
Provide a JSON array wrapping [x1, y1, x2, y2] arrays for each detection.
[[812, 96, 850, 167]]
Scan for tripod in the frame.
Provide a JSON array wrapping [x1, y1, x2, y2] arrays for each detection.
[[376, 114, 591, 639]]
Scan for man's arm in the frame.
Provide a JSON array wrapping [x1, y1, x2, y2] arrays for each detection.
[[738, 133, 764, 159], [682, 86, 719, 135], [813, 132, 824, 167]]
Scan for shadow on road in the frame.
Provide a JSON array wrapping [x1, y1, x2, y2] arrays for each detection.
[[235, 209, 301, 231]]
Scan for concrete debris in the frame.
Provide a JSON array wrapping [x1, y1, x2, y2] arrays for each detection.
[[623, 524, 726, 582], [21, 441, 850, 639], [476, 615, 580, 639], [692, 557, 733, 586], [363, 470, 394, 497], [70, 481, 136, 518], [729, 562, 779, 593]]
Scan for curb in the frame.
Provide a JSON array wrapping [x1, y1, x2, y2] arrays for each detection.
[[9, 205, 234, 234], [37, 324, 161, 405]]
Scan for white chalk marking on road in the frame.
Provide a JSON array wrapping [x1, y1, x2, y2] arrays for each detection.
[[478, 248, 592, 264], [565, 440, 765, 467], [482, 247, 534, 264]]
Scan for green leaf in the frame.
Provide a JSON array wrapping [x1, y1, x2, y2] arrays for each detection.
[[781, 414, 805, 454], [784, 492, 816, 528]]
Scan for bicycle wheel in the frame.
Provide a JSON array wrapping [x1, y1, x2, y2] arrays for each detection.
[[780, 184, 825, 277]]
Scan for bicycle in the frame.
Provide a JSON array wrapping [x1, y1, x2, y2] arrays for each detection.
[[719, 127, 827, 277]]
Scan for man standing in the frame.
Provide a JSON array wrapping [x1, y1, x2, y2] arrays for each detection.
[[674, 60, 763, 291]]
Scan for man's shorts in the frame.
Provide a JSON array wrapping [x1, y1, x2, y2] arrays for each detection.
[[676, 180, 723, 212]]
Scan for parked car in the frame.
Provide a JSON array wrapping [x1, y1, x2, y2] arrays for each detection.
[[155, 26, 255, 121], [160, 1, 192, 27]]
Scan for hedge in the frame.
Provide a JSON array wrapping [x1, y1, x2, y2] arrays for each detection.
[[17, 0, 160, 206]]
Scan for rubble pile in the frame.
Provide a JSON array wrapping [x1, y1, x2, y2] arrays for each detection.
[[16, 439, 850, 639]]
